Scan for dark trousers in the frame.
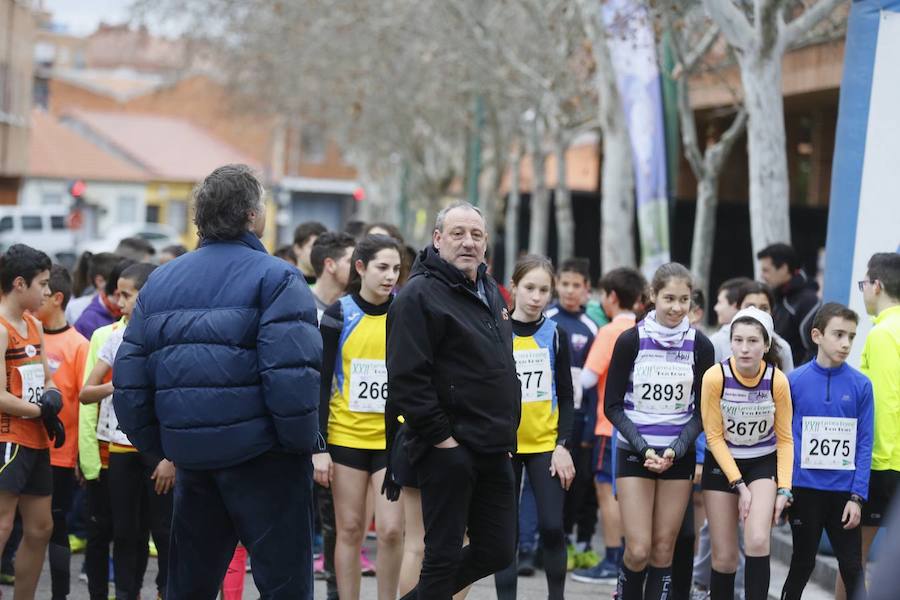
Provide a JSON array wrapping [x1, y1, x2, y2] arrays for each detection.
[[495, 452, 567, 600], [671, 496, 696, 600], [782, 488, 865, 600], [315, 484, 338, 599], [400, 445, 517, 600], [86, 470, 147, 600], [166, 451, 314, 600], [109, 452, 172, 600], [563, 441, 598, 544], [49, 466, 76, 600]]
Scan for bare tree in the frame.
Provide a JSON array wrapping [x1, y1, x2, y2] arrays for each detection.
[[700, 0, 844, 262], [576, 0, 637, 270], [661, 8, 748, 292], [505, 144, 525, 280]]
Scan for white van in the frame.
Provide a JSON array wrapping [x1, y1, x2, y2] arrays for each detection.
[[0, 207, 77, 265]]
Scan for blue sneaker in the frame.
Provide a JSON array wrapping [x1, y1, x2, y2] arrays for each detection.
[[571, 559, 619, 583]]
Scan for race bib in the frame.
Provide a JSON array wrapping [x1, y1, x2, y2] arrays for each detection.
[[17, 363, 45, 405], [632, 361, 693, 414], [571, 367, 583, 410], [97, 396, 131, 445], [348, 359, 388, 413], [801, 416, 856, 470], [515, 348, 553, 404], [722, 400, 775, 446]]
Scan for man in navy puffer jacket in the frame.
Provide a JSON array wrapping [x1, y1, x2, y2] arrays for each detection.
[[113, 164, 321, 600]]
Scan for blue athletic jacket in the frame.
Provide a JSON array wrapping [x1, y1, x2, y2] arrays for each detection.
[[789, 360, 874, 498], [113, 232, 322, 470]]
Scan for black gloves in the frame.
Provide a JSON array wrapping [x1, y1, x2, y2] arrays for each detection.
[[381, 469, 401, 502], [37, 389, 66, 449]]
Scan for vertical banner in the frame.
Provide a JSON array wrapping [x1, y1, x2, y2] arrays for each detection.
[[603, 0, 671, 277], [824, 0, 900, 366]]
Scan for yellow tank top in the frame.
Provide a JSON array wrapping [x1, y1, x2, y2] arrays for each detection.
[[327, 295, 388, 450], [513, 319, 559, 454]]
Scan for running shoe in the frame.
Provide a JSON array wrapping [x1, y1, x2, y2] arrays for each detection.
[[68, 534, 87, 554], [360, 548, 376, 576], [149, 539, 158, 558], [576, 549, 600, 569], [571, 559, 619, 583], [517, 551, 536, 576], [314, 555, 327, 580], [566, 544, 577, 571], [0, 574, 12, 585]]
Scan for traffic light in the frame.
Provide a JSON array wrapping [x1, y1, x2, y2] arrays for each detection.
[[68, 179, 87, 199]]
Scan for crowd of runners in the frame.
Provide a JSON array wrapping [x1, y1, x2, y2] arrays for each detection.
[[0, 164, 896, 600]]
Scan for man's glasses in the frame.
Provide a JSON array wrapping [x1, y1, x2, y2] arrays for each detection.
[[858, 279, 876, 292]]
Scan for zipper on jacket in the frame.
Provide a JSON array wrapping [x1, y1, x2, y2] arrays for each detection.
[[826, 370, 831, 403]]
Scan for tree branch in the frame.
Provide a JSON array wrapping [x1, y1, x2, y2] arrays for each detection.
[[676, 76, 705, 178], [683, 23, 721, 72], [782, 0, 845, 47], [707, 107, 748, 172], [701, 0, 753, 51]]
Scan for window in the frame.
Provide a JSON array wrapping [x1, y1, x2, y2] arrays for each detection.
[[51, 216, 66, 230], [0, 217, 12, 232], [21, 216, 42, 231], [146, 205, 160, 223], [117, 195, 138, 224], [301, 123, 325, 164], [168, 200, 188, 234], [41, 192, 62, 205]]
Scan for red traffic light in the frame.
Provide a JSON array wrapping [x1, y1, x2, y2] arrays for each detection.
[[69, 179, 87, 198], [352, 187, 366, 202]]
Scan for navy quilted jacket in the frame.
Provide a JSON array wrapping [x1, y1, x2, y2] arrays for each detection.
[[112, 232, 322, 469]]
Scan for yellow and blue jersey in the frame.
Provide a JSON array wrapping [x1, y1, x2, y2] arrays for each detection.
[[323, 294, 390, 450], [513, 318, 563, 453]]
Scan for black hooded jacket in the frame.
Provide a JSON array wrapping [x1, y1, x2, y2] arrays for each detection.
[[772, 271, 820, 365], [385, 246, 521, 461]]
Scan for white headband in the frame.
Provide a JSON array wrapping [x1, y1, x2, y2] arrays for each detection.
[[730, 306, 775, 343]]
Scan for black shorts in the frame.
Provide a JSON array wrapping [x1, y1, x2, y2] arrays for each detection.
[[329, 444, 388, 474], [701, 451, 776, 493], [862, 469, 900, 527], [0, 442, 53, 496], [615, 446, 696, 480]]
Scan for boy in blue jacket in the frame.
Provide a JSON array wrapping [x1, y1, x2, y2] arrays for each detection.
[[781, 303, 874, 600]]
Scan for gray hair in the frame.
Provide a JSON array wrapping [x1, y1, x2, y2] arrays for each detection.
[[434, 200, 483, 232]]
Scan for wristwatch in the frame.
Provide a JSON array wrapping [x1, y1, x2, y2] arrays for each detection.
[[730, 478, 745, 490], [850, 494, 864, 506], [777, 487, 794, 502]]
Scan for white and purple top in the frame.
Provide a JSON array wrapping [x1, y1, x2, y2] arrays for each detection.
[[620, 322, 697, 450], [719, 359, 777, 459]]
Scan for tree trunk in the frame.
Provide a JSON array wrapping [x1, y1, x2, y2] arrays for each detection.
[[505, 151, 522, 281], [575, 0, 636, 271], [690, 173, 719, 295], [739, 52, 792, 264], [554, 133, 575, 262], [601, 123, 636, 271], [527, 117, 550, 255]]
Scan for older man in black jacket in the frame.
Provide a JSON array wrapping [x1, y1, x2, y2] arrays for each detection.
[[386, 201, 520, 599]]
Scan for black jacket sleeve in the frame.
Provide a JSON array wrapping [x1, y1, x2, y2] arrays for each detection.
[[554, 328, 575, 446], [667, 330, 716, 459], [318, 301, 343, 446], [603, 328, 650, 455], [386, 285, 452, 447]]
